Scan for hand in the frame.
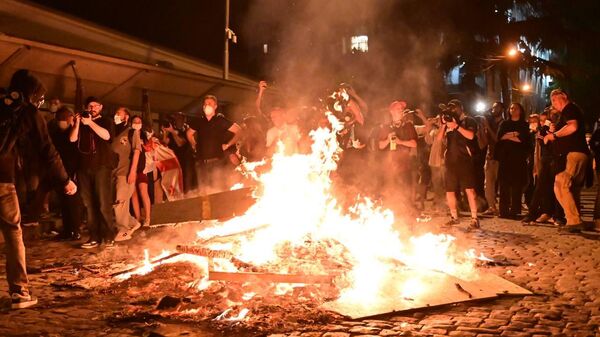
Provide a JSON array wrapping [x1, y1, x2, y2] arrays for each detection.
[[64, 180, 77, 195], [127, 172, 137, 185], [162, 125, 174, 133], [446, 120, 458, 130], [543, 133, 555, 144], [81, 115, 92, 125], [258, 80, 267, 91], [222, 143, 230, 151], [548, 123, 555, 133], [352, 139, 366, 149]]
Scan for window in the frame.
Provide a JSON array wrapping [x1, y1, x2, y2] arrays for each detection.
[[351, 35, 368, 53]]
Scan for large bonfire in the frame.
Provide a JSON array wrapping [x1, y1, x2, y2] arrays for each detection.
[[113, 112, 483, 331]]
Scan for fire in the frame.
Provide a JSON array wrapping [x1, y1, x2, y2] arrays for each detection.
[[118, 111, 481, 314]]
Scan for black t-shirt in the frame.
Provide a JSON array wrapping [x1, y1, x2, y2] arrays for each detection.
[[554, 103, 589, 155], [189, 114, 233, 160], [77, 115, 115, 170], [445, 115, 478, 165], [49, 121, 79, 177]]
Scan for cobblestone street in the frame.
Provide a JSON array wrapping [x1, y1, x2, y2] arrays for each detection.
[[1, 190, 599, 337]]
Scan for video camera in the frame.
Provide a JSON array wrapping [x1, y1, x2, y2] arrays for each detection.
[[437, 103, 454, 123]]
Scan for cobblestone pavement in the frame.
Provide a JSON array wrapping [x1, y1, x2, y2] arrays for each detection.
[[1, 190, 599, 337]]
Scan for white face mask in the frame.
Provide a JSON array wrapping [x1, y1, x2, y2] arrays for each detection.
[[114, 115, 125, 125], [58, 121, 69, 130], [203, 105, 215, 117], [131, 123, 142, 130]]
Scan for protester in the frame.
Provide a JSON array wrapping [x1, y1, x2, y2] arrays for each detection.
[[440, 99, 480, 229], [0, 69, 76, 309], [186, 95, 241, 193], [111, 107, 142, 241], [482, 102, 505, 216], [590, 116, 600, 231], [160, 112, 196, 194], [495, 103, 531, 219], [70, 96, 115, 248], [543, 89, 590, 232], [48, 106, 84, 240], [130, 115, 152, 227]]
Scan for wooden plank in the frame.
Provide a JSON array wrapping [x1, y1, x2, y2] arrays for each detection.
[[208, 271, 335, 284], [321, 268, 531, 319], [151, 187, 255, 225]]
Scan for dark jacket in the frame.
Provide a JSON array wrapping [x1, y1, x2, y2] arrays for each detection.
[[0, 103, 69, 186]]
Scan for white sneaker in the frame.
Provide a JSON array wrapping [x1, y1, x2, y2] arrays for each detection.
[[11, 292, 38, 309]]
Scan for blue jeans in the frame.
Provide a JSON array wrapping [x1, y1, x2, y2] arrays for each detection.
[[0, 183, 28, 295]]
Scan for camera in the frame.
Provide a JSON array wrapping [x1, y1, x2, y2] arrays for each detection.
[[437, 104, 454, 123], [161, 118, 174, 129], [80, 110, 91, 118]]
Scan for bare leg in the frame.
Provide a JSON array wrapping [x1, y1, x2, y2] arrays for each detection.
[[465, 188, 478, 218], [131, 186, 141, 221], [139, 182, 152, 224], [446, 191, 458, 218]]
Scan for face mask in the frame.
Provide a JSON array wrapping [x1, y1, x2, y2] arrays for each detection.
[[131, 123, 142, 131], [58, 121, 69, 130], [203, 105, 215, 117], [49, 104, 59, 113], [114, 115, 123, 125], [529, 123, 538, 132]]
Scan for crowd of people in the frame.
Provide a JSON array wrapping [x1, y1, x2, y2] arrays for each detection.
[[1, 68, 598, 310]]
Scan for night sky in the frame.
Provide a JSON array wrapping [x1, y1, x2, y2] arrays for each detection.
[[31, 0, 264, 77]]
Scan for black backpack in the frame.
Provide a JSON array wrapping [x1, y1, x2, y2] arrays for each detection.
[[0, 90, 28, 156]]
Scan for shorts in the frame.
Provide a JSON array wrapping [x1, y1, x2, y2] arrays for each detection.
[[136, 172, 149, 184], [445, 162, 476, 192]]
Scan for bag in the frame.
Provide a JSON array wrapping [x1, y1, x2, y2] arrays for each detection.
[[0, 90, 27, 156]]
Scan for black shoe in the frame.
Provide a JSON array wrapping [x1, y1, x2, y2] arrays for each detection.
[[443, 217, 460, 227], [560, 224, 583, 233]]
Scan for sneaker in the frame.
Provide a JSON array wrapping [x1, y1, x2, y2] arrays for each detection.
[[114, 230, 132, 242], [536, 214, 551, 223], [80, 240, 99, 249], [130, 221, 142, 234], [469, 218, 481, 230], [142, 219, 151, 227], [481, 208, 498, 216], [21, 221, 39, 227], [521, 216, 534, 225], [11, 292, 38, 309], [443, 217, 460, 227]]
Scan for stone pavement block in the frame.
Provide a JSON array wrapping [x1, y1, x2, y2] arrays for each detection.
[[449, 331, 476, 337], [419, 327, 447, 335], [323, 325, 347, 332], [364, 320, 393, 329], [480, 319, 509, 329], [499, 331, 532, 337], [489, 310, 513, 320], [390, 316, 419, 324], [392, 323, 422, 332], [348, 326, 381, 335], [457, 327, 500, 334], [322, 333, 350, 337], [453, 316, 483, 327], [300, 332, 323, 337], [379, 329, 400, 336], [323, 333, 349, 337]]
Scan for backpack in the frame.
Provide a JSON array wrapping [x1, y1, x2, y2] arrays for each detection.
[[0, 90, 28, 156]]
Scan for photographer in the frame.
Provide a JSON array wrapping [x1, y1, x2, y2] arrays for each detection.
[[70, 96, 115, 249], [440, 99, 480, 229], [378, 101, 417, 210]]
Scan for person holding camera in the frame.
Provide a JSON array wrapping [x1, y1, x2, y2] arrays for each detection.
[[160, 112, 196, 194], [543, 89, 590, 233], [378, 101, 417, 210], [440, 99, 480, 229], [70, 96, 115, 248]]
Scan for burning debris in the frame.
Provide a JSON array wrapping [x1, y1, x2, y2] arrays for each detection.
[[91, 113, 530, 333]]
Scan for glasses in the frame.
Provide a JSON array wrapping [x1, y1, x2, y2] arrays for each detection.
[[87, 102, 101, 110]]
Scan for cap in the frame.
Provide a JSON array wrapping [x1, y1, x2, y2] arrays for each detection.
[[85, 96, 100, 106]]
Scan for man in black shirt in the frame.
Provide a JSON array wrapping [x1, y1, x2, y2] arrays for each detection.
[[441, 99, 480, 229], [70, 97, 116, 248], [482, 102, 505, 216], [0, 70, 77, 309], [543, 89, 590, 232], [186, 95, 241, 193]]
